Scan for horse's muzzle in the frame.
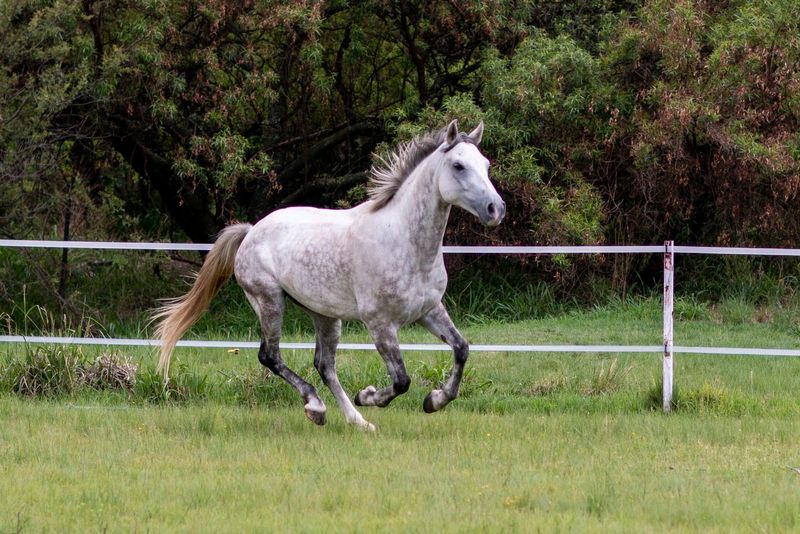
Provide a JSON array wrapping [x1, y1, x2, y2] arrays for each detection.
[[482, 199, 506, 227]]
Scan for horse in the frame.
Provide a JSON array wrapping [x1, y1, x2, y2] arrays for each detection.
[[153, 120, 505, 430]]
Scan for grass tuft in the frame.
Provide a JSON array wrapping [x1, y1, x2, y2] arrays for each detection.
[[1, 345, 82, 397], [218, 368, 278, 407], [676, 380, 742, 414], [414, 356, 455, 386], [1, 347, 139, 398], [134, 364, 211, 404], [583, 358, 632, 395], [646, 378, 746, 415], [645, 377, 677, 412], [525, 374, 571, 396], [413, 356, 493, 398]]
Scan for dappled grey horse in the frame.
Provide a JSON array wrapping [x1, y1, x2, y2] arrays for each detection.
[[154, 120, 505, 430]]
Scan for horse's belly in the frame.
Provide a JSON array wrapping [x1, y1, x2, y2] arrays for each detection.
[[281, 271, 359, 319], [271, 241, 360, 318]]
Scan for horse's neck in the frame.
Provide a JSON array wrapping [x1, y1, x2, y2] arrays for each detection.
[[385, 157, 450, 265]]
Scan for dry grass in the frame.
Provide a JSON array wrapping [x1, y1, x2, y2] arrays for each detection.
[[78, 353, 138, 391]]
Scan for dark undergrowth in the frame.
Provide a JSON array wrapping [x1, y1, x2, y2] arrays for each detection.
[[5, 249, 800, 339]]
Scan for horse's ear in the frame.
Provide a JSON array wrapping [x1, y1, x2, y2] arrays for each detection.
[[445, 119, 459, 145], [468, 121, 484, 145]]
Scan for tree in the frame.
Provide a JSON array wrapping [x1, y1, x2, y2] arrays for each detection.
[[601, 0, 800, 246]]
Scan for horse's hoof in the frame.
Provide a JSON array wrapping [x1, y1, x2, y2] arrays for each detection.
[[422, 394, 437, 413], [423, 389, 450, 413], [354, 385, 377, 406], [304, 408, 327, 426]]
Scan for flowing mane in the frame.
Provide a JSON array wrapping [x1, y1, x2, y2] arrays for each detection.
[[367, 128, 450, 210]]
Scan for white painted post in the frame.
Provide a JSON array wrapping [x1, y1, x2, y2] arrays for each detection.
[[662, 240, 675, 413]]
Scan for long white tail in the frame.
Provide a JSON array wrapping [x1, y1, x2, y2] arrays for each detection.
[[152, 223, 252, 378]]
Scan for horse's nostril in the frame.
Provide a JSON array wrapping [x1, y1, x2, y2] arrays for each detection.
[[487, 203, 495, 216]]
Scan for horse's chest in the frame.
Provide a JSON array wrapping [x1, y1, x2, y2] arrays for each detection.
[[367, 265, 446, 323]]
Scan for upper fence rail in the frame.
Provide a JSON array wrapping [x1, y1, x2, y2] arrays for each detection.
[[4, 239, 800, 256]]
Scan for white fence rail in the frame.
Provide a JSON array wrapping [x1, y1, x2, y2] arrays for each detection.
[[3, 238, 800, 412], [6, 239, 800, 256]]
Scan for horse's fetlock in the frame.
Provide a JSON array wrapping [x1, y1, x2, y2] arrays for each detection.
[[454, 342, 469, 365], [395, 374, 411, 394], [257, 347, 271, 368]]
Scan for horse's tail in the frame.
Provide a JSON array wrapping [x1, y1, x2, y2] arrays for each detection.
[[153, 223, 252, 378]]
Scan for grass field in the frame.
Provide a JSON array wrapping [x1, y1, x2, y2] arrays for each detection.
[[2, 298, 800, 531]]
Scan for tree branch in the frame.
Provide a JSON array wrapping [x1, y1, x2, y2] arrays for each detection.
[[277, 172, 367, 208]]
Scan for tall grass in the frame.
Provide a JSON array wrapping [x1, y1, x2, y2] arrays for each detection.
[[444, 266, 572, 324]]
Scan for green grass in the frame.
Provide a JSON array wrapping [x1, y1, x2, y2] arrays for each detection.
[[1, 402, 799, 531], [2, 299, 800, 531]]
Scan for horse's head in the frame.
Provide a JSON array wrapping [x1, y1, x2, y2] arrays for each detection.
[[437, 120, 505, 227]]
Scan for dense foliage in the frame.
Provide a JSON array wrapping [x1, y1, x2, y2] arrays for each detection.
[[2, 0, 800, 321]]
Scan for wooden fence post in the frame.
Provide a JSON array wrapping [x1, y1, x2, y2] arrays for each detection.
[[663, 240, 675, 412]]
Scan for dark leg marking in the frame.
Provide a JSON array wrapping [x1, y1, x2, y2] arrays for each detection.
[[355, 324, 410, 408], [417, 302, 469, 413], [258, 339, 326, 425]]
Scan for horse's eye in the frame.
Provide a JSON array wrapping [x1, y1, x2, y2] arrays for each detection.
[[453, 162, 465, 171]]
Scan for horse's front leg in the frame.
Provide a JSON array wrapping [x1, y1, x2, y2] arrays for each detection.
[[417, 302, 469, 413], [355, 323, 411, 408]]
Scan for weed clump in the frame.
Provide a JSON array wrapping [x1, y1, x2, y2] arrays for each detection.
[[134, 363, 211, 404], [219, 368, 274, 406], [584, 358, 632, 396], [525, 358, 632, 397], [677, 381, 740, 414], [2, 346, 82, 397], [78, 353, 138, 391], [525, 374, 571, 396], [413, 357, 493, 398], [1, 346, 138, 397], [645, 378, 748, 415]]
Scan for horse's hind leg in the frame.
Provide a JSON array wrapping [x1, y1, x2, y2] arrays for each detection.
[[354, 323, 410, 408], [417, 302, 469, 413], [246, 288, 327, 425], [308, 312, 375, 431]]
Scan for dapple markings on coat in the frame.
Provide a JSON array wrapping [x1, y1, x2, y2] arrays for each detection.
[[153, 120, 505, 430]]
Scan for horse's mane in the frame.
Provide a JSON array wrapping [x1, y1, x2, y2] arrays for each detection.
[[367, 128, 475, 210]]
